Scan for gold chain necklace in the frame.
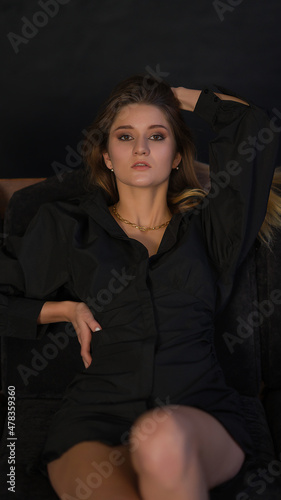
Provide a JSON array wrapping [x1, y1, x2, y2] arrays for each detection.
[[112, 204, 171, 232]]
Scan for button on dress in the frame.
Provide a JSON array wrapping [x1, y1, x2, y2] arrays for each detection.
[[0, 88, 279, 469]]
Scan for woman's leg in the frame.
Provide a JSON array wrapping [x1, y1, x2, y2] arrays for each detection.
[[47, 406, 245, 500], [47, 441, 141, 500], [129, 405, 245, 500]]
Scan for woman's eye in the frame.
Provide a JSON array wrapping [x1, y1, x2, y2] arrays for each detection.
[[150, 134, 164, 141], [118, 134, 133, 141], [117, 133, 165, 141]]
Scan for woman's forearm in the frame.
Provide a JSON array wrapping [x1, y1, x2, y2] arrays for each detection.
[[172, 88, 249, 112], [37, 301, 78, 324], [214, 92, 249, 106], [37, 300, 102, 368]]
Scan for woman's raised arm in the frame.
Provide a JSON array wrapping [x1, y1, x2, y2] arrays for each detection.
[[171, 87, 249, 111], [171, 85, 279, 295]]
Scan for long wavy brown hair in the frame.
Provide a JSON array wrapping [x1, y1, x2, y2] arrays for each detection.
[[82, 74, 281, 247]]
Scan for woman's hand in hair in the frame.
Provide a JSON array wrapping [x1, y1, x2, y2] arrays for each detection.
[[171, 87, 201, 112]]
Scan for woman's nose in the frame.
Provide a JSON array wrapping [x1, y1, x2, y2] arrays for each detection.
[[133, 137, 150, 155]]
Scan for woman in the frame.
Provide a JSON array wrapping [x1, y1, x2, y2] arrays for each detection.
[[1, 75, 281, 499]]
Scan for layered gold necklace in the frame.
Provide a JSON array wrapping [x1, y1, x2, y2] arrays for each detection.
[[112, 204, 171, 232]]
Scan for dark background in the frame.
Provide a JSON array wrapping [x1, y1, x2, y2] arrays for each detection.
[[1, 0, 281, 179]]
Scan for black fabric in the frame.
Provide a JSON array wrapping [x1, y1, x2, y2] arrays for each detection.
[[0, 88, 280, 496], [263, 389, 281, 457], [4, 168, 89, 238], [1, 324, 83, 398], [214, 245, 261, 396], [256, 223, 281, 390], [0, 399, 61, 500]]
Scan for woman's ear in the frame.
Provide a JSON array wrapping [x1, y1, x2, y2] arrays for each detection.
[[103, 152, 112, 169], [172, 152, 182, 169]]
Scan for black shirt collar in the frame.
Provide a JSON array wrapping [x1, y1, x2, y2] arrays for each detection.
[[79, 186, 187, 255]]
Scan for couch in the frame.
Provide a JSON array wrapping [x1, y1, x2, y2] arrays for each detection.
[[0, 167, 281, 499]]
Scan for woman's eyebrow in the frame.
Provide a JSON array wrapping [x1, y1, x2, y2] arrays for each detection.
[[113, 124, 169, 132]]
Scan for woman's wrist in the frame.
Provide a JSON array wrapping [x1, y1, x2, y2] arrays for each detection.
[[37, 300, 79, 324]]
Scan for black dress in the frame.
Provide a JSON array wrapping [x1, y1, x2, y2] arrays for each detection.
[[0, 88, 279, 471]]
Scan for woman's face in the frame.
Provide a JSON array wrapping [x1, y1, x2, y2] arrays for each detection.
[[103, 103, 181, 190]]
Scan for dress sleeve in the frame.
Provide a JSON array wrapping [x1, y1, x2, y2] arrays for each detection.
[[193, 86, 280, 275], [0, 202, 70, 339]]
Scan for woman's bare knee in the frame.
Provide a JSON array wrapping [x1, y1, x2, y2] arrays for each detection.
[[156, 405, 245, 489], [129, 408, 198, 488], [129, 405, 245, 491]]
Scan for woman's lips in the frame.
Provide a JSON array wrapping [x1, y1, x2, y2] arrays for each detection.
[[131, 162, 151, 170]]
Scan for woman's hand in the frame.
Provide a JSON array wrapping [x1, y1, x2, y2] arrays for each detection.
[[37, 300, 102, 369], [65, 302, 102, 369], [171, 87, 201, 112]]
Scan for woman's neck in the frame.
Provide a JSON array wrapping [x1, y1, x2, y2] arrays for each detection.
[[112, 186, 172, 228]]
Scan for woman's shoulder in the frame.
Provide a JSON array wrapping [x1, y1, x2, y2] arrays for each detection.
[[24, 186, 108, 238], [36, 191, 98, 218], [27, 194, 93, 233]]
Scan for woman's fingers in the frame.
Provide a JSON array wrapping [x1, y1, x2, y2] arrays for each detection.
[[171, 86, 180, 97], [78, 321, 103, 369], [79, 327, 93, 369], [171, 86, 185, 108], [89, 318, 102, 334], [82, 320, 103, 368], [68, 302, 103, 368]]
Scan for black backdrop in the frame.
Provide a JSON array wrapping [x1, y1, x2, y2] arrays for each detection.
[[1, 0, 281, 179]]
